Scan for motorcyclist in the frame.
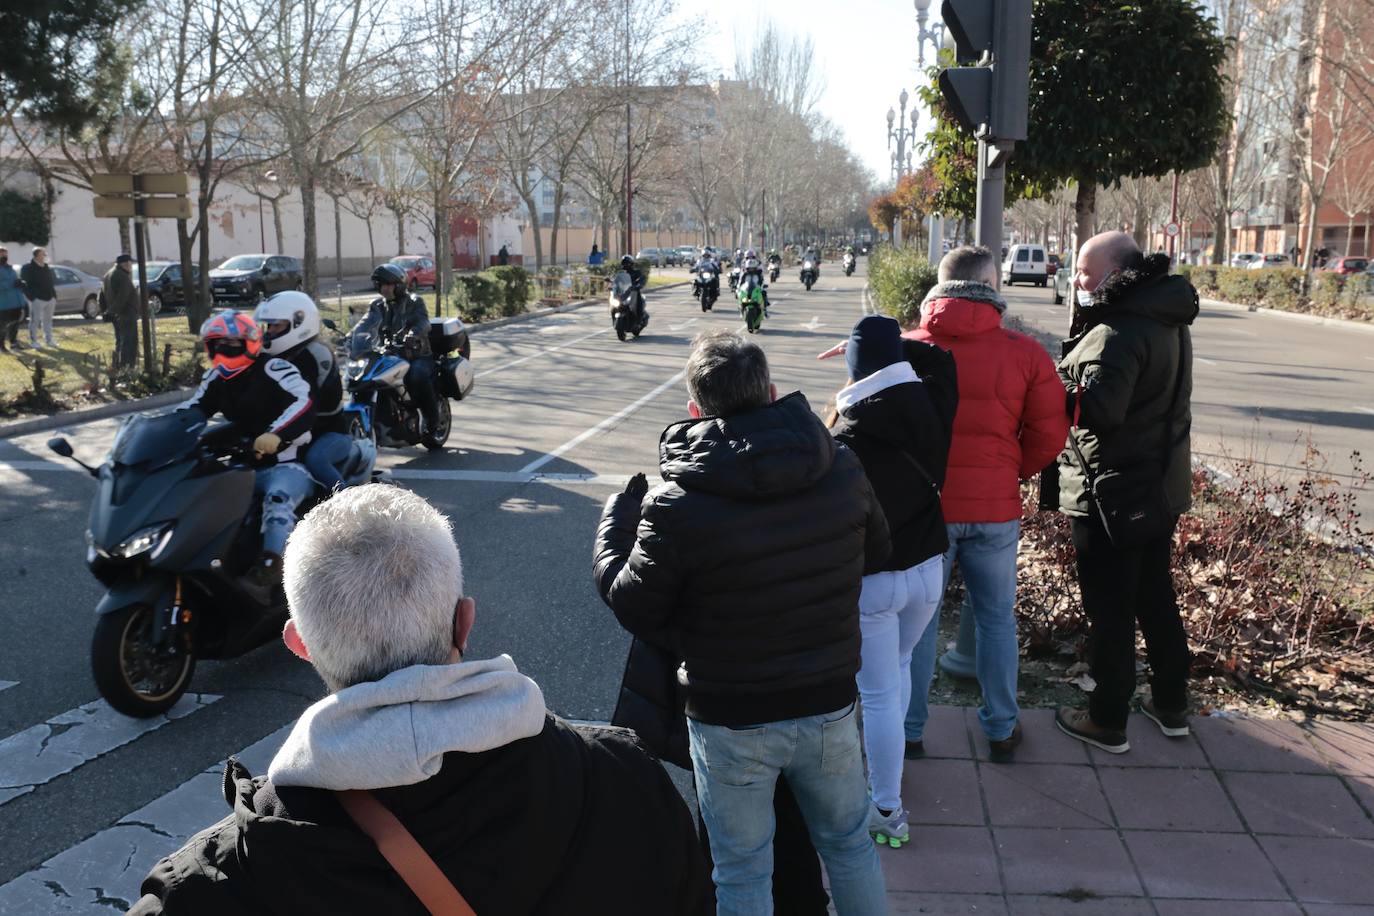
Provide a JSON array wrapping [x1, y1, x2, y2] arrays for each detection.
[[740, 248, 771, 315], [352, 263, 440, 443], [692, 249, 720, 298], [618, 255, 647, 320], [255, 291, 357, 490], [180, 310, 316, 586]]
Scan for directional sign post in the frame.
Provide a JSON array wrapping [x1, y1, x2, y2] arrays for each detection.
[[90, 173, 191, 373]]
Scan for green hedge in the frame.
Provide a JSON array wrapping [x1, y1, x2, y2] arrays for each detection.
[[486, 265, 532, 313], [1178, 263, 1372, 320], [0, 190, 49, 245], [867, 245, 939, 328]]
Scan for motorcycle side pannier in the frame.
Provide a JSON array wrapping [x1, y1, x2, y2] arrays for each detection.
[[428, 316, 468, 355], [439, 355, 475, 400]]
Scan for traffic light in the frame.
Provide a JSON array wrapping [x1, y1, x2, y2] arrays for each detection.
[[937, 0, 1032, 142]]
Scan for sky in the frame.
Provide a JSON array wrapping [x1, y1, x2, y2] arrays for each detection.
[[707, 0, 942, 187]]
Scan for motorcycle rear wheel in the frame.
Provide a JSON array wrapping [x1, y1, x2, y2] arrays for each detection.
[[422, 398, 452, 451], [91, 604, 196, 718]]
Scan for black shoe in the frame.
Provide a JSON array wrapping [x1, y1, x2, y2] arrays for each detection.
[[904, 739, 925, 760], [989, 722, 1023, 763], [1140, 698, 1190, 737], [1056, 706, 1129, 754], [246, 551, 282, 589]]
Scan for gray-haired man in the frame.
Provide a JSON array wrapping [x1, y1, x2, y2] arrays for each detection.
[[596, 329, 891, 915], [132, 484, 712, 915]]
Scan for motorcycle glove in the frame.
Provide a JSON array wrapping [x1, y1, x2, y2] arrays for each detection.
[[253, 431, 283, 458]]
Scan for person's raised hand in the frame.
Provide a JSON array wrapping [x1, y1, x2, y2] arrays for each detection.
[[816, 340, 848, 361], [624, 472, 649, 501]]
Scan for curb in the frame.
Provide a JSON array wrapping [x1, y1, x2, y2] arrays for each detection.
[[1200, 297, 1374, 335], [0, 280, 692, 440]]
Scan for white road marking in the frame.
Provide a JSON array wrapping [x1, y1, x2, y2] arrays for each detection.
[[1356, 406, 1374, 416], [518, 370, 686, 475], [803, 316, 825, 331], [669, 318, 700, 331], [385, 469, 630, 486], [0, 694, 220, 808], [0, 460, 80, 474], [1195, 356, 1218, 366], [476, 327, 611, 379], [0, 681, 16, 694], [0, 724, 291, 914]]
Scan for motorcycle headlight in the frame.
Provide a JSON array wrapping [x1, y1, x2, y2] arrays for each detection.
[[346, 357, 369, 380], [804, 261, 814, 269], [109, 522, 175, 560], [611, 297, 622, 307]]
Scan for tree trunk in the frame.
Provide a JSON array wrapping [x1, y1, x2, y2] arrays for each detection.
[[333, 194, 343, 287], [549, 191, 563, 268], [177, 219, 198, 334], [1303, 196, 1320, 274], [298, 177, 318, 296], [117, 217, 131, 254], [1075, 182, 1098, 250], [196, 172, 213, 328], [1364, 212, 1371, 256], [271, 199, 284, 254], [393, 208, 406, 255], [1212, 208, 1228, 265], [1346, 214, 1356, 255], [521, 192, 543, 271]]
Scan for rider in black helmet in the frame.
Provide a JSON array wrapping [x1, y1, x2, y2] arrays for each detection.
[[351, 263, 441, 441], [619, 256, 646, 320]]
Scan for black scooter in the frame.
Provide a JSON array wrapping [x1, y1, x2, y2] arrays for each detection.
[[48, 413, 362, 716]]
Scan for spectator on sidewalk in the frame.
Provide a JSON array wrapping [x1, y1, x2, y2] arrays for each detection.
[[103, 254, 138, 370], [497, 244, 509, 266], [132, 484, 712, 916], [1053, 231, 1197, 755], [588, 243, 605, 266], [0, 247, 25, 353], [823, 315, 958, 849], [20, 247, 57, 350], [595, 329, 891, 916], [903, 245, 1070, 762]]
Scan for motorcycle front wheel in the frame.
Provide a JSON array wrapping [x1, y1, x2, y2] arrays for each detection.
[[91, 604, 196, 717]]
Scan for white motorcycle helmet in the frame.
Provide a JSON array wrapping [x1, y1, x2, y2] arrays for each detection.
[[254, 290, 321, 356]]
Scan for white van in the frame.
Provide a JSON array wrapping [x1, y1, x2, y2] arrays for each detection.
[[1003, 244, 1049, 287]]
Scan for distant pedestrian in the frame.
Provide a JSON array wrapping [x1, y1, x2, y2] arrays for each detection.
[[820, 314, 958, 849], [103, 254, 138, 370], [20, 247, 57, 350], [589, 243, 605, 266], [0, 247, 25, 353], [1053, 231, 1197, 755], [497, 244, 509, 266], [595, 330, 890, 915], [132, 485, 712, 916], [905, 245, 1071, 762]]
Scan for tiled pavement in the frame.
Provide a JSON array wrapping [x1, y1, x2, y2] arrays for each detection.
[[878, 706, 1374, 914]]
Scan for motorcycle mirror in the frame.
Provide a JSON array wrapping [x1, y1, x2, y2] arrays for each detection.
[[322, 318, 338, 331], [47, 437, 74, 458]]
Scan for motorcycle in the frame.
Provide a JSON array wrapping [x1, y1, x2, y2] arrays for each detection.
[[843, 252, 856, 276], [768, 256, 782, 283], [800, 257, 819, 291], [610, 270, 649, 341], [728, 265, 742, 293], [738, 273, 766, 334], [47, 411, 375, 716], [693, 265, 719, 311], [345, 316, 474, 451]]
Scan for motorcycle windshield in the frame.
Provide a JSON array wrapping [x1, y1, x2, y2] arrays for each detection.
[[109, 411, 207, 468], [612, 271, 634, 297], [349, 329, 378, 359]]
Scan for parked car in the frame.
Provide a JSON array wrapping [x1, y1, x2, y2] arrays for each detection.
[[1053, 247, 1075, 305], [675, 245, 697, 265], [51, 264, 104, 319], [1324, 255, 1368, 275], [142, 261, 202, 315], [634, 248, 663, 267], [1230, 252, 1260, 268], [389, 255, 437, 290], [1047, 253, 1061, 277], [1247, 253, 1289, 270], [1002, 244, 1049, 287], [210, 254, 304, 304]]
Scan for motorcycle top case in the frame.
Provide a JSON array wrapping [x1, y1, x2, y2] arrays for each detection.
[[428, 316, 468, 355], [439, 355, 475, 400]]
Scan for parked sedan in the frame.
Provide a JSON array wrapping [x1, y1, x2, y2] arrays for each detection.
[[210, 254, 304, 304], [1246, 253, 1289, 270], [1324, 256, 1368, 275], [388, 255, 436, 291], [1230, 252, 1261, 268], [634, 248, 663, 267], [51, 264, 104, 319]]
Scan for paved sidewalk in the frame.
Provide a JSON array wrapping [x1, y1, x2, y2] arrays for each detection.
[[879, 706, 1374, 914]]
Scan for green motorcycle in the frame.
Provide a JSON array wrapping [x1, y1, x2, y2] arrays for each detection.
[[738, 274, 766, 333]]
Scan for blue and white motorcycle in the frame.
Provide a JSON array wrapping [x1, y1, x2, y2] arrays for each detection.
[[344, 316, 475, 451]]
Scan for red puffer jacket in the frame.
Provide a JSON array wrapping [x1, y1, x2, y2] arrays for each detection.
[[909, 294, 1069, 523]]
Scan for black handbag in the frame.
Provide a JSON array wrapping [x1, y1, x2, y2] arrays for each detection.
[[1066, 328, 1186, 549]]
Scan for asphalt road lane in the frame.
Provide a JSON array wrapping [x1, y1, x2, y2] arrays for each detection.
[[1006, 283, 1374, 517], [0, 263, 871, 887]]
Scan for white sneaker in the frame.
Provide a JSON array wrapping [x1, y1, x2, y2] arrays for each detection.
[[867, 802, 910, 849]]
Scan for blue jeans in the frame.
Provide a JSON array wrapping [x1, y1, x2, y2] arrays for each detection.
[[689, 704, 887, 916], [906, 520, 1021, 743], [253, 462, 316, 556], [303, 431, 354, 490]]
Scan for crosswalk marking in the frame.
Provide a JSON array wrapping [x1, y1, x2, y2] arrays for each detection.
[[0, 681, 16, 694], [0, 694, 219, 808], [0, 724, 289, 915]]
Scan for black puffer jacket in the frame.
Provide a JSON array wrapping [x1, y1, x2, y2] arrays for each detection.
[[129, 717, 712, 916], [830, 339, 958, 572], [1056, 253, 1198, 518], [594, 392, 891, 728]]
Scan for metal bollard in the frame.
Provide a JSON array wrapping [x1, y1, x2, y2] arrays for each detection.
[[938, 591, 979, 680]]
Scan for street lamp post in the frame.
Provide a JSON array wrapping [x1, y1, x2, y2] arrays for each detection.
[[913, 0, 945, 68], [888, 89, 915, 246], [257, 169, 278, 252]]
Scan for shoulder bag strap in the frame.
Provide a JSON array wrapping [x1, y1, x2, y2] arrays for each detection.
[[336, 789, 477, 916]]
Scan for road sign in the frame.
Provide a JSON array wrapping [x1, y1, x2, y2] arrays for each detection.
[[91, 173, 190, 196], [1165, 222, 1181, 238], [93, 196, 192, 219]]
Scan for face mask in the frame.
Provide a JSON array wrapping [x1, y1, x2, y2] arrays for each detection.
[[1075, 268, 1117, 310]]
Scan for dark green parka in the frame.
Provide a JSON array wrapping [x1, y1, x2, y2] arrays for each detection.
[[1055, 253, 1199, 518]]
